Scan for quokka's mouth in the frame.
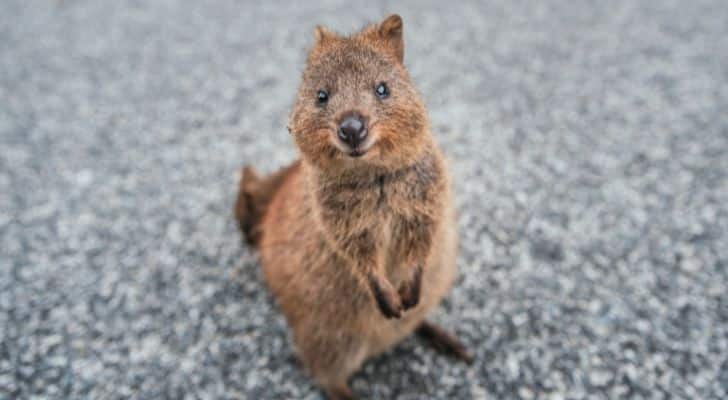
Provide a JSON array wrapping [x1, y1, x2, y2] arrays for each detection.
[[333, 134, 374, 159]]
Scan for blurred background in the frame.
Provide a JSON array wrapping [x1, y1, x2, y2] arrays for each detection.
[[1, 0, 727, 399]]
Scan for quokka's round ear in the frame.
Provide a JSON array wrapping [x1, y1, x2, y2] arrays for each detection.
[[378, 14, 404, 63], [314, 25, 335, 45]]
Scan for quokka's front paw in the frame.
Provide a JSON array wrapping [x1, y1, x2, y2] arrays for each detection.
[[369, 275, 403, 319], [398, 264, 423, 310]]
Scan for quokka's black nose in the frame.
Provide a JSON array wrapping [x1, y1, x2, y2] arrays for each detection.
[[338, 114, 367, 148]]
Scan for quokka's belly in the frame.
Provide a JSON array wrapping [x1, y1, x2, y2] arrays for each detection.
[[258, 172, 458, 363], [362, 206, 459, 357]]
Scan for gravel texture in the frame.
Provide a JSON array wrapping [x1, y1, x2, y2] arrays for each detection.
[[2, 1, 728, 399]]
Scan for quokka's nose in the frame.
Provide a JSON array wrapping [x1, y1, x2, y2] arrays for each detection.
[[337, 114, 367, 148]]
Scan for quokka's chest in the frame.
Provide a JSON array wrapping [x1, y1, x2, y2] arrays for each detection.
[[322, 185, 416, 223]]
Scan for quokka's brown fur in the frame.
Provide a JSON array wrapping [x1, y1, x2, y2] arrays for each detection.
[[235, 14, 470, 400]]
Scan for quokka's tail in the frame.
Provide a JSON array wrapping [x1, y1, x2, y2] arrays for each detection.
[[234, 162, 298, 247]]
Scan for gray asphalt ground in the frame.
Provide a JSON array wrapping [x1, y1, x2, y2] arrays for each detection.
[[2, 1, 728, 399]]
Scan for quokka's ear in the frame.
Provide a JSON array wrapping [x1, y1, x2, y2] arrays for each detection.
[[378, 14, 404, 63], [314, 25, 336, 45]]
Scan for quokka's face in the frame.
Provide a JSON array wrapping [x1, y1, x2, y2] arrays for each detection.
[[288, 15, 430, 172]]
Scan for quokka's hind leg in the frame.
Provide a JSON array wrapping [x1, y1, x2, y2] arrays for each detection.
[[315, 352, 369, 400], [310, 341, 370, 400], [416, 320, 473, 364], [316, 368, 358, 400]]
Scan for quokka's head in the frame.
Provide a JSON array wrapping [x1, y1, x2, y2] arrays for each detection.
[[288, 15, 430, 172]]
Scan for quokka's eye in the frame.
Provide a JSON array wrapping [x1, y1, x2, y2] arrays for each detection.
[[375, 82, 389, 99], [317, 90, 329, 104]]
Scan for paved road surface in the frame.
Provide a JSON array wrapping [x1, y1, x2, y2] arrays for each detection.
[[2, 1, 727, 398]]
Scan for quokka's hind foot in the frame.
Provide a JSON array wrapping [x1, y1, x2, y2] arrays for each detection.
[[416, 320, 473, 364], [324, 383, 356, 400]]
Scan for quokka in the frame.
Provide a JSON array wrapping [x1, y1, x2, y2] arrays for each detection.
[[235, 14, 471, 399]]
